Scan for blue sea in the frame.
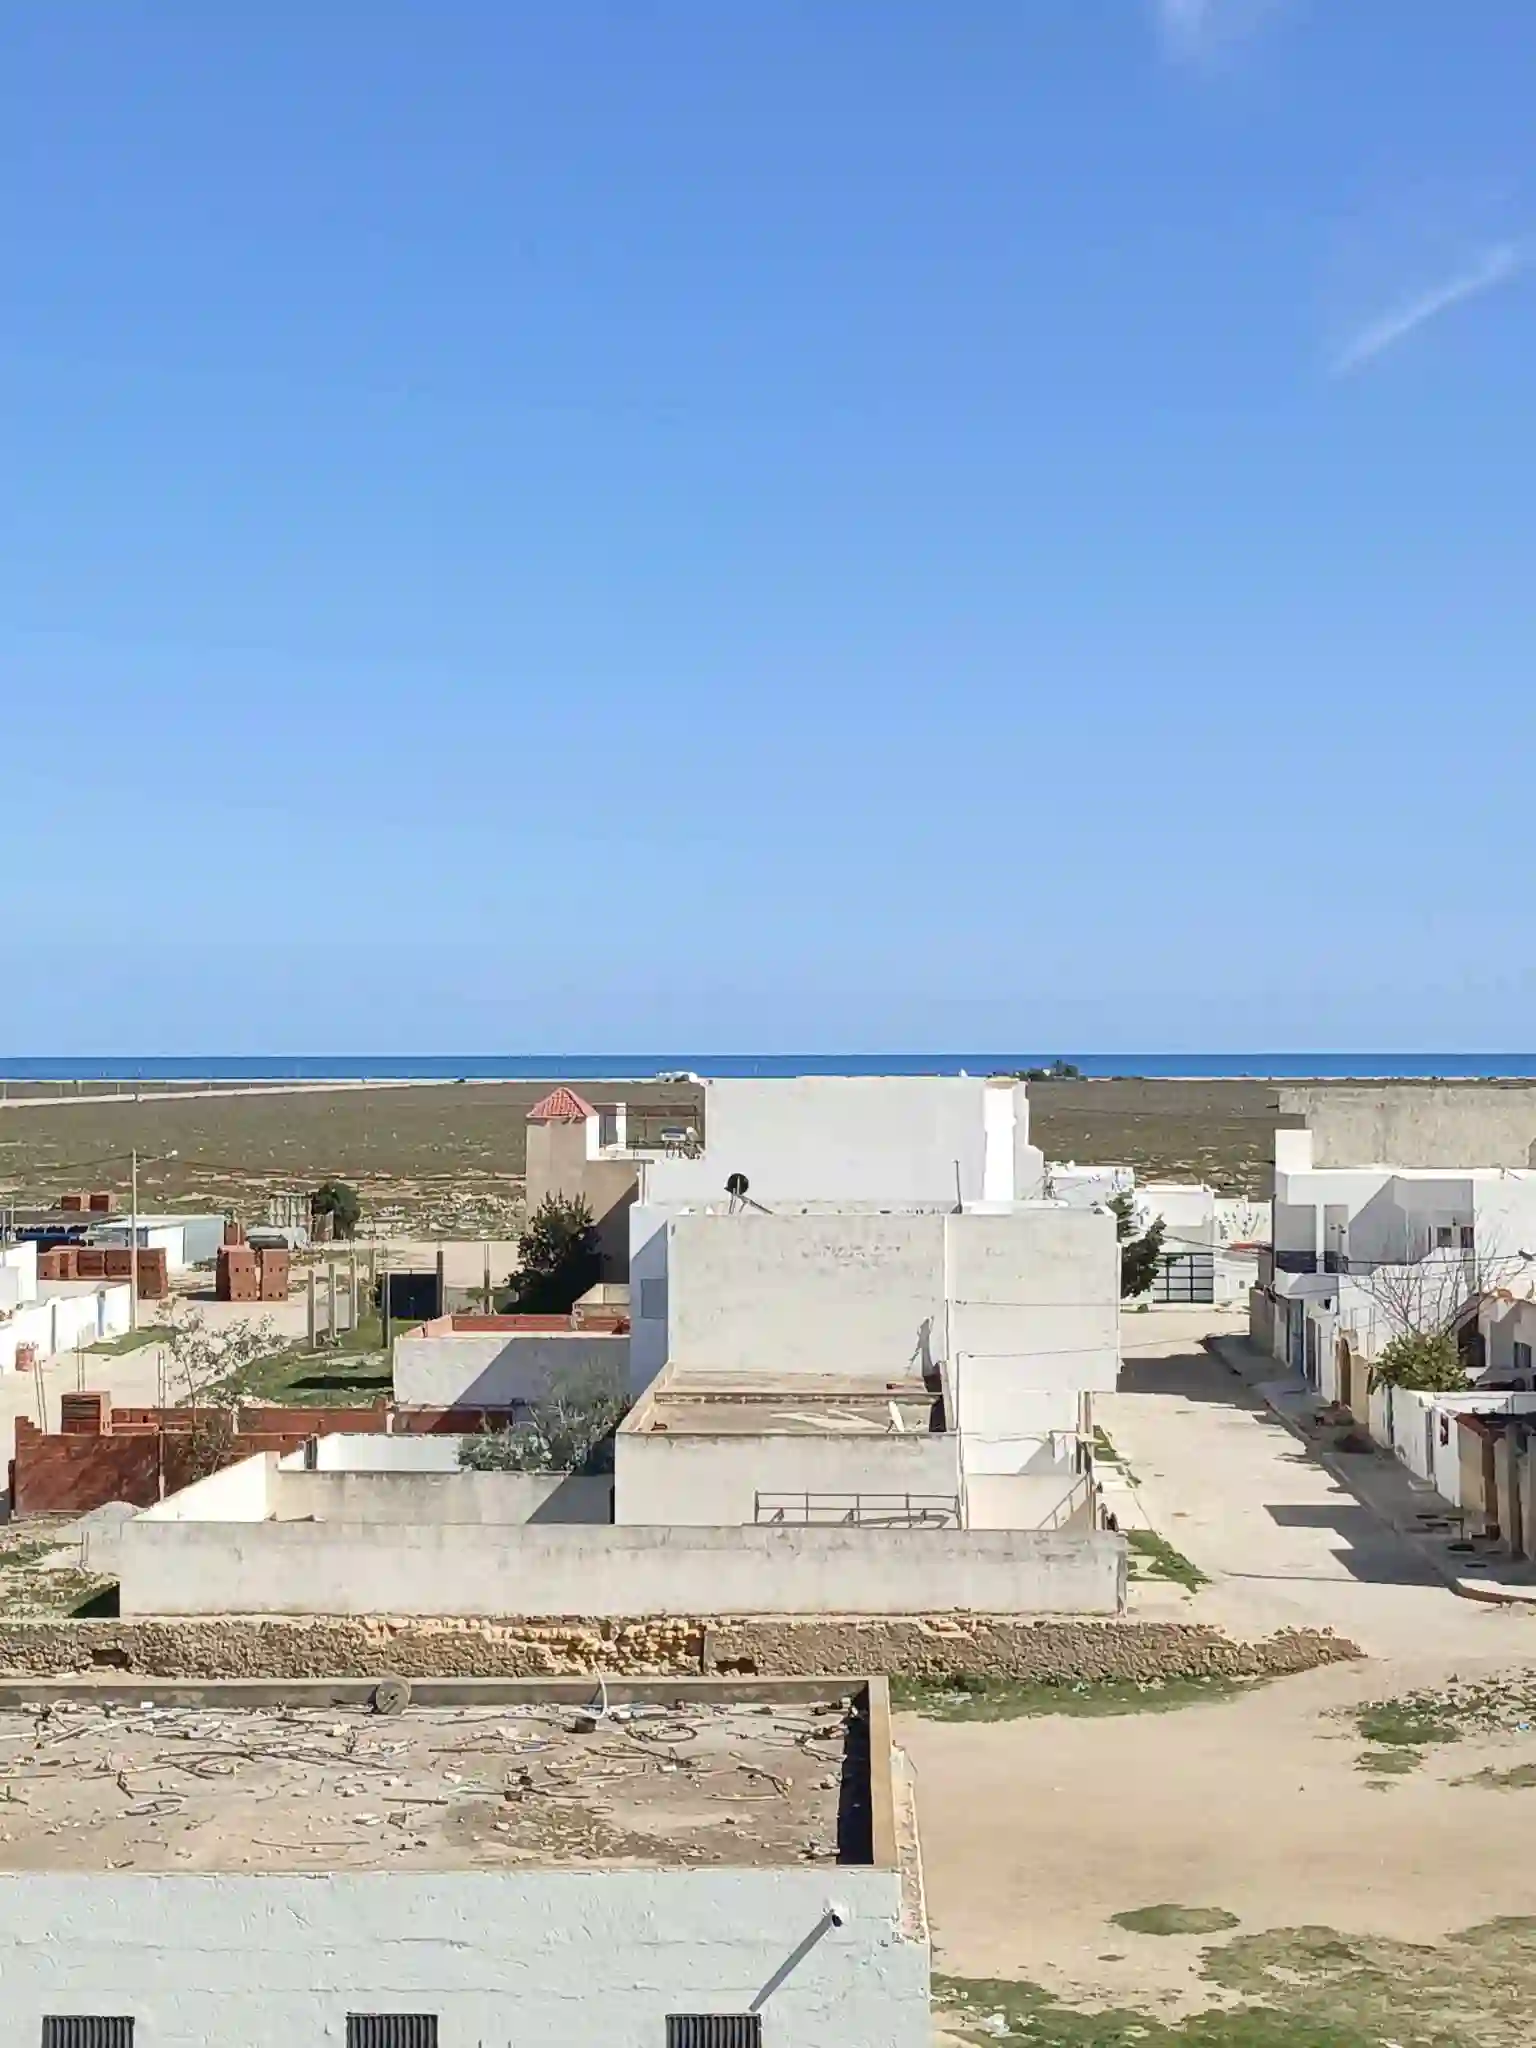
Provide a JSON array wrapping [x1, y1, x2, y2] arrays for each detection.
[[3, 1054, 1536, 1082]]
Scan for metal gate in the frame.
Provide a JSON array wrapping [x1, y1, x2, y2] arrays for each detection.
[[1154, 1251, 1215, 1304]]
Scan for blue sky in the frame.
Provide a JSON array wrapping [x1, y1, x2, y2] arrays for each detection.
[[5, 1, 1534, 1054]]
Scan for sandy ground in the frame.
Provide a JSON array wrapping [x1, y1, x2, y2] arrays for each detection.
[[919, 1310, 1536, 2042]]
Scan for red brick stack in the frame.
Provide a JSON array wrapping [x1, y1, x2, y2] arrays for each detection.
[[256, 1246, 290, 1301], [216, 1245, 260, 1302], [59, 1193, 86, 1214], [87, 1191, 114, 1213], [136, 1247, 168, 1299], [60, 1391, 110, 1435], [75, 1247, 107, 1280], [38, 1248, 78, 1281], [223, 1218, 246, 1247]]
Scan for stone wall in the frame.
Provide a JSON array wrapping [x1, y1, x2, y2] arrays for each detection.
[[0, 1613, 1360, 1681]]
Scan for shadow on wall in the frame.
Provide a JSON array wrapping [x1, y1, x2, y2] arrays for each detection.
[[529, 1474, 614, 1523]]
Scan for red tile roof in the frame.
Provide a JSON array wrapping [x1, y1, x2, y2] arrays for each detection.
[[527, 1085, 597, 1123]]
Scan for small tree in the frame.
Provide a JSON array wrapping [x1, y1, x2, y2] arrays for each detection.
[[1370, 1329, 1467, 1394], [1110, 1191, 1166, 1300], [311, 1179, 362, 1241], [457, 1362, 631, 1475], [1345, 1242, 1536, 1374], [509, 1194, 601, 1314], [157, 1309, 281, 1484]]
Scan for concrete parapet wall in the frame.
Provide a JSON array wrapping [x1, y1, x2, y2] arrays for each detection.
[[110, 1520, 1126, 1618], [0, 1614, 1360, 1682]]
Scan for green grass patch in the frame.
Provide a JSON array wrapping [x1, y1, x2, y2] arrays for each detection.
[[1111, 1905, 1241, 1937], [1356, 1747, 1420, 1777], [85, 1323, 173, 1355], [890, 1672, 1254, 1722], [1355, 1702, 1461, 1749], [1125, 1526, 1209, 1591], [213, 1309, 393, 1407], [935, 1974, 1376, 2045], [939, 1914, 1536, 2043], [1453, 1762, 1536, 1791]]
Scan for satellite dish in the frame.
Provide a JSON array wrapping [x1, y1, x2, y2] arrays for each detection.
[[725, 1173, 750, 1199]]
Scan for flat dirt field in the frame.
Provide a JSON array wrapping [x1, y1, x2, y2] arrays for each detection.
[[0, 1080, 702, 1237], [919, 1655, 1536, 2048], [0, 1075, 1289, 1234], [1027, 1078, 1291, 1196]]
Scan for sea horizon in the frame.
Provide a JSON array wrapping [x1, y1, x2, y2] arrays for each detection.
[[4, 1053, 1536, 1083]]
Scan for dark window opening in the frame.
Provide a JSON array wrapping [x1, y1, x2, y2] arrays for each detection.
[[347, 2019, 438, 2048], [667, 2018, 763, 2048]]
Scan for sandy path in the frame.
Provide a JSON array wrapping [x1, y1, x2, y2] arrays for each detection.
[[921, 1309, 1536, 2039]]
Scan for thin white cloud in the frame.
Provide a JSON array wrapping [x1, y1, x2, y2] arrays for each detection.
[[1331, 243, 1526, 375]]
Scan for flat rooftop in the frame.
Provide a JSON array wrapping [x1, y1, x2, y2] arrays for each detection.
[[0, 1684, 869, 1873], [628, 1371, 942, 1437]]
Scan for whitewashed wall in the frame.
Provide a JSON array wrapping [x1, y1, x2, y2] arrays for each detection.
[[668, 1212, 947, 1381], [272, 1470, 613, 1525], [111, 1517, 1125, 1618], [613, 1428, 957, 1526], [0, 1868, 929, 2048], [393, 1331, 628, 1408]]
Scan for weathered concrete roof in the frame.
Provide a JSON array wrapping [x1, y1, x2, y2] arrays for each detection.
[[0, 1689, 863, 1873]]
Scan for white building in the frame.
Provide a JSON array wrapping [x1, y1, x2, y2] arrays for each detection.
[[1257, 1125, 1536, 1391], [622, 1201, 1118, 1532], [0, 1239, 132, 1374], [0, 1677, 930, 2048], [86, 1211, 229, 1273], [630, 1077, 1044, 1388]]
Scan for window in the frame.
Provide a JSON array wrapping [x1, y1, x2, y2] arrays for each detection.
[[1460, 1225, 1476, 1251], [42, 2025, 134, 2048], [346, 2020, 438, 2048], [1435, 1226, 1454, 1249], [667, 2020, 762, 2048], [1516, 1340, 1533, 1380]]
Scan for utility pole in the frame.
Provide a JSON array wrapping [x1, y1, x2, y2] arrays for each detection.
[[129, 1148, 139, 1334]]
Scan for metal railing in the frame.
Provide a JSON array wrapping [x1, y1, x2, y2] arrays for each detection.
[[754, 1490, 961, 1528], [1040, 1475, 1092, 1532]]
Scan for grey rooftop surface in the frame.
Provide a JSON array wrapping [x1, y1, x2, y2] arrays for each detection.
[[0, 1693, 863, 1874], [627, 1371, 942, 1437]]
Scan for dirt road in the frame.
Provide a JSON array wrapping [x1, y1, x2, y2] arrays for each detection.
[[921, 1309, 1536, 2045]]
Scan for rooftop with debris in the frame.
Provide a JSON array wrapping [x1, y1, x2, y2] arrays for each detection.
[[0, 1689, 868, 1873], [625, 1370, 943, 1437]]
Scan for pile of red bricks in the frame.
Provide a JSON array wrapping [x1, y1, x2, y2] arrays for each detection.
[[57, 1191, 115, 1214], [216, 1245, 259, 1302], [35, 1244, 166, 1298], [215, 1244, 289, 1303]]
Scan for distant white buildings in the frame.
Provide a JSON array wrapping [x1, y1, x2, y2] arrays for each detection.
[[0, 1239, 131, 1374], [1256, 1124, 1536, 1385]]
